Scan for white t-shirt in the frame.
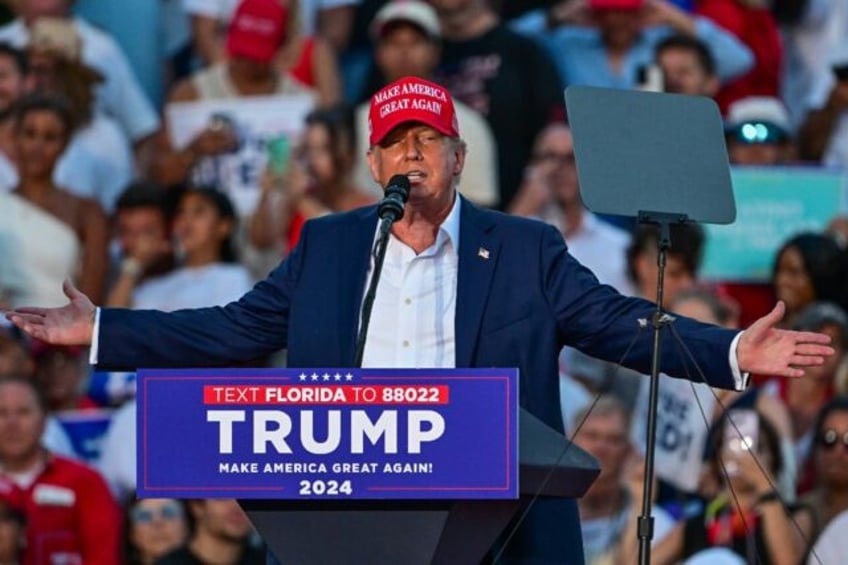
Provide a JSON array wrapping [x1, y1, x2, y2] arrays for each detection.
[[0, 17, 159, 142], [581, 490, 676, 565], [808, 509, 848, 565], [182, 0, 360, 36], [133, 263, 253, 311], [562, 212, 633, 295], [97, 399, 135, 501]]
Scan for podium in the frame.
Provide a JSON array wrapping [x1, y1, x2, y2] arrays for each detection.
[[240, 408, 599, 564], [136, 367, 599, 563]]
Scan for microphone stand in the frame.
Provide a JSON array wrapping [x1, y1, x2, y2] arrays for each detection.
[[353, 217, 395, 368], [353, 176, 409, 368], [636, 211, 686, 565]]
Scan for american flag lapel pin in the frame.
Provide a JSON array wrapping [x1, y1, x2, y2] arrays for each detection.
[[478, 247, 490, 260]]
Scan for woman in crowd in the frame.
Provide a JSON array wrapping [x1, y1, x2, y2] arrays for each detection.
[[772, 233, 848, 328], [799, 396, 848, 546], [249, 104, 376, 252], [124, 497, 189, 565], [107, 186, 251, 311], [768, 303, 848, 493], [0, 93, 108, 307], [653, 410, 813, 565]]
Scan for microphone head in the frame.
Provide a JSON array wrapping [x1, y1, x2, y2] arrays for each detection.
[[385, 174, 411, 199], [379, 174, 410, 222]]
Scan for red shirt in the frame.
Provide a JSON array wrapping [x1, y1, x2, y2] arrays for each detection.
[[0, 454, 121, 565], [696, 0, 783, 113]]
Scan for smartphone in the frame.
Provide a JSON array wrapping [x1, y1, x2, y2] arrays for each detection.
[[724, 408, 759, 454], [267, 135, 290, 176], [636, 64, 664, 93], [833, 64, 848, 82], [209, 112, 235, 132]]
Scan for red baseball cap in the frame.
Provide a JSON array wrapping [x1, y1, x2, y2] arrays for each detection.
[[368, 76, 459, 146], [226, 0, 288, 64], [589, 0, 645, 9]]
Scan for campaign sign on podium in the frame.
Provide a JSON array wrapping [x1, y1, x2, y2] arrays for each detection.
[[137, 368, 518, 500]]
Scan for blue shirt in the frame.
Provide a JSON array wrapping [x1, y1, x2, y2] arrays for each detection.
[[512, 11, 754, 89]]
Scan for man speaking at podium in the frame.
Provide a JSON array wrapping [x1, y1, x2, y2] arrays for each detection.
[[5, 76, 833, 563]]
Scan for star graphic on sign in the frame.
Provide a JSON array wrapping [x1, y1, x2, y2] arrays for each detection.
[[345, 373, 354, 381], [311, 373, 319, 382], [298, 373, 307, 382], [323, 373, 331, 382], [334, 373, 342, 382]]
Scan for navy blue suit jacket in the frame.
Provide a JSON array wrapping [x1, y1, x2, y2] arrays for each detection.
[[99, 197, 737, 563]]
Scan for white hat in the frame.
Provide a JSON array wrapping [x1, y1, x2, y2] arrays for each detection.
[[370, 0, 440, 41], [726, 96, 791, 134]]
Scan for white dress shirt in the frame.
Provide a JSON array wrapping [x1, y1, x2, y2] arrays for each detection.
[[360, 196, 461, 369]]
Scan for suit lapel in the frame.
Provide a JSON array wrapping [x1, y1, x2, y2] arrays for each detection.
[[455, 198, 499, 368], [338, 207, 378, 365]]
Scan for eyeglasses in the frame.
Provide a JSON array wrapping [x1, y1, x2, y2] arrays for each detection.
[[818, 429, 848, 451], [131, 502, 183, 524]]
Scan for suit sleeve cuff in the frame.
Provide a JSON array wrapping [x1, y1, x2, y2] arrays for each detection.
[[88, 307, 101, 365], [730, 331, 750, 390]]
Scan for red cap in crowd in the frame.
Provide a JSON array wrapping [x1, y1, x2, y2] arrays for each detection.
[[368, 76, 459, 146], [588, 0, 645, 9], [226, 0, 288, 64]]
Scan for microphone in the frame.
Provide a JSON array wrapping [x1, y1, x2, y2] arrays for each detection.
[[377, 174, 411, 224]]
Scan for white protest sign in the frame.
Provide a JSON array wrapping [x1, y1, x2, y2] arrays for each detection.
[[167, 94, 314, 217], [631, 375, 716, 492]]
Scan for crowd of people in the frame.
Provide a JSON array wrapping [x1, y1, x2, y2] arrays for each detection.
[[1, 0, 848, 563]]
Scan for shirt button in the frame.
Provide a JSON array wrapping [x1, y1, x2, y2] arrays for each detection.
[[405, 298, 412, 305], [402, 340, 410, 348]]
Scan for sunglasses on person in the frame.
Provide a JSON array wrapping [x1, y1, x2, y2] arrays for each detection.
[[818, 429, 848, 451], [131, 502, 183, 524], [725, 121, 788, 145]]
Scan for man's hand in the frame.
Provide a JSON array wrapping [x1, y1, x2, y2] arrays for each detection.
[[737, 301, 834, 378], [4, 280, 96, 346]]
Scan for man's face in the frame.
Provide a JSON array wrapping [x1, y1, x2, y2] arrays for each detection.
[[115, 206, 169, 259], [376, 23, 440, 82], [367, 123, 465, 206], [192, 499, 253, 543], [0, 382, 46, 464], [728, 140, 784, 166], [229, 56, 274, 82], [657, 47, 717, 96], [531, 125, 579, 206], [594, 9, 642, 51], [635, 252, 694, 304], [574, 412, 630, 487], [0, 54, 24, 116]]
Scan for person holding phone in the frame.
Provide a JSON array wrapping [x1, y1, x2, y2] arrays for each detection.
[[652, 409, 814, 565], [798, 60, 848, 165], [248, 104, 376, 253]]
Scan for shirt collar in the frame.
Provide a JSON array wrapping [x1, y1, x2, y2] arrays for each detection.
[[438, 192, 461, 252], [377, 192, 462, 256]]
